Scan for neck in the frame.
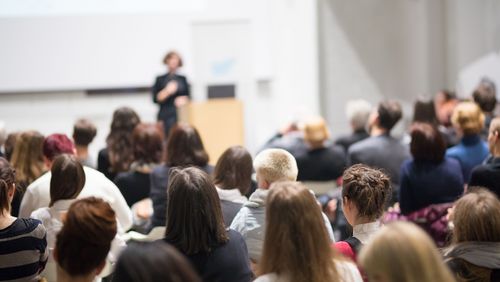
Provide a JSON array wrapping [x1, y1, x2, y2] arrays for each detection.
[[492, 147, 500, 158], [57, 267, 95, 282], [75, 145, 89, 158], [0, 213, 15, 230], [352, 217, 373, 226], [370, 126, 387, 137]]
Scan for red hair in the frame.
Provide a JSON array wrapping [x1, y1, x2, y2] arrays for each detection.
[[43, 134, 75, 161]]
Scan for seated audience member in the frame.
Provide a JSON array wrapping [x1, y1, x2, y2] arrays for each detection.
[[473, 78, 497, 140], [213, 146, 252, 226], [444, 188, 500, 281], [412, 97, 439, 125], [73, 118, 97, 168], [295, 117, 346, 181], [98, 107, 141, 181], [150, 123, 212, 227], [30, 154, 85, 281], [399, 123, 464, 215], [446, 101, 489, 183], [114, 123, 163, 207], [470, 117, 500, 197], [359, 221, 455, 282], [113, 241, 201, 282], [434, 90, 460, 147], [4, 132, 19, 162], [164, 167, 252, 282], [335, 99, 372, 151], [0, 157, 49, 281], [19, 134, 132, 231], [9, 130, 46, 216], [230, 148, 335, 262], [347, 100, 410, 202], [255, 181, 362, 282], [334, 164, 391, 262], [0, 122, 6, 158], [55, 197, 117, 282]]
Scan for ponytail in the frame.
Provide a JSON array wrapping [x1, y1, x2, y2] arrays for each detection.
[[0, 157, 16, 215]]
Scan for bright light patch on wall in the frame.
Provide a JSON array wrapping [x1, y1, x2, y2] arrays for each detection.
[[0, 0, 206, 17]]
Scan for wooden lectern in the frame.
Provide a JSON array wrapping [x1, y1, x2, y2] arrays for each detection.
[[178, 98, 244, 165]]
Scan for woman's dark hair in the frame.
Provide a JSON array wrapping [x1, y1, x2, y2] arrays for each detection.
[[49, 154, 86, 207], [342, 164, 391, 220], [413, 98, 438, 125], [132, 123, 163, 164], [106, 107, 141, 173], [165, 167, 228, 255], [213, 146, 253, 195], [113, 241, 201, 282], [0, 157, 16, 215], [165, 123, 208, 167], [410, 122, 446, 163], [55, 197, 117, 277], [163, 51, 183, 67]]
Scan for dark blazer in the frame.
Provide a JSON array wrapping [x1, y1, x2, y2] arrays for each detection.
[[335, 129, 370, 152], [114, 171, 151, 207], [97, 148, 116, 181], [295, 145, 346, 181], [469, 157, 500, 198], [220, 200, 243, 227]]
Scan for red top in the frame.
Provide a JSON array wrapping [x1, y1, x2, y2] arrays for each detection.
[[334, 241, 357, 262]]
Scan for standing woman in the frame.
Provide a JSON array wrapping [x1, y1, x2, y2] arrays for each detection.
[[152, 51, 190, 137]]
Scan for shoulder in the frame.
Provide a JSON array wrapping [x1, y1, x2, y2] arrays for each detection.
[[26, 172, 51, 193], [334, 241, 355, 260], [6, 218, 46, 239], [30, 207, 50, 221], [254, 273, 280, 282], [335, 260, 363, 282]]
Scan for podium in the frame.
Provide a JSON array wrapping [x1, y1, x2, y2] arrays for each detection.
[[178, 98, 244, 165]]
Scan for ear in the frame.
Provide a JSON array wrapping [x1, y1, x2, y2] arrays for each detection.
[[95, 260, 106, 276], [43, 156, 52, 170], [7, 183, 15, 198]]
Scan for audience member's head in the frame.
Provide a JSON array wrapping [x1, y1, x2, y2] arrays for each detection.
[[4, 132, 19, 161], [132, 123, 163, 165], [0, 157, 16, 215], [473, 78, 497, 114], [10, 131, 45, 187], [0, 122, 6, 149], [165, 167, 228, 255], [359, 221, 455, 282], [253, 148, 298, 189], [413, 98, 438, 125], [43, 134, 75, 164], [302, 117, 330, 149], [163, 51, 183, 71], [113, 241, 201, 282], [409, 122, 446, 163], [55, 197, 117, 281], [342, 164, 391, 225], [370, 100, 402, 133], [49, 154, 85, 207], [434, 90, 458, 126], [259, 181, 341, 282], [213, 146, 253, 196], [165, 123, 209, 167], [487, 117, 500, 156], [451, 101, 485, 136], [346, 99, 372, 132], [73, 118, 97, 147], [106, 107, 141, 173]]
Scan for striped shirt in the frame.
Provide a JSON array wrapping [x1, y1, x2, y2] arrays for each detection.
[[0, 218, 49, 281]]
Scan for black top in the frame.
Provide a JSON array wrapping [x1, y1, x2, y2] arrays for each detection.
[[165, 229, 252, 282], [97, 148, 116, 181], [114, 171, 151, 207], [469, 157, 500, 198], [295, 145, 346, 181], [152, 73, 190, 119], [220, 200, 243, 227], [335, 129, 370, 152]]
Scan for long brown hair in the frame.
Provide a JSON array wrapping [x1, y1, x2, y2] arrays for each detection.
[[49, 154, 85, 207], [165, 123, 208, 167], [164, 167, 228, 255], [213, 146, 252, 195], [259, 181, 341, 282], [10, 131, 45, 188], [0, 157, 15, 215]]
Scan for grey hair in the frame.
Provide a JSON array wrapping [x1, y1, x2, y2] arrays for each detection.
[[346, 99, 372, 130]]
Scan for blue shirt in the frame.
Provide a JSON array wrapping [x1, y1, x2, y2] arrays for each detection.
[[445, 134, 489, 183]]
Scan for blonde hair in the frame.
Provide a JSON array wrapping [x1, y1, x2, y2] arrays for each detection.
[[259, 181, 341, 282], [10, 131, 46, 188], [303, 117, 330, 146], [253, 149, 297, 184], [359, 221, 455, 282], [451, 101, 485, 135]]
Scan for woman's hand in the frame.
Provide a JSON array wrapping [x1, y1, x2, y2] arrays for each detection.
[[156, 81, 178, 102]]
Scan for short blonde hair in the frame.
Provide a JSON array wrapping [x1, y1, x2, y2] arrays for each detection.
[[451, 101, 485, 135], [303, 117, 330, 144], [359, 222, 455, 282], [254, 149, 298, 184]]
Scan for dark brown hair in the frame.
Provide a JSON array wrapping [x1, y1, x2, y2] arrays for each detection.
[[473, 79, 497, 113], [106, 107, 141, 173], [213, 146, 252, 195], [163, 51, 183, 67], [73, 118, 97, 146], [133, 123, 163, 164], [342, 164, 391, 220], [55, 197, 117, 277], [49, 154, 85, 207], [259, 182, 341, 282], [410, 122, 446, 163], [377, 100, 402, 131], [165, 167, 228, 255], [113, 241, 201, 282], [413, 98, 438, 125], [165, 123, 208, 167], [4, 132, 19, 161], [0, 157, 16, 215]]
